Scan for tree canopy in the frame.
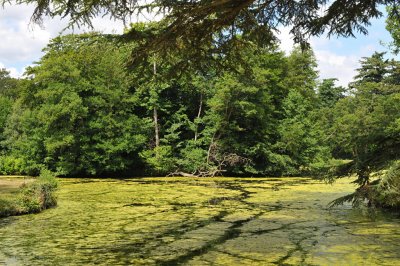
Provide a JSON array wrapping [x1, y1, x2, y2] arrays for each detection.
[[3, 0, 399, 64]]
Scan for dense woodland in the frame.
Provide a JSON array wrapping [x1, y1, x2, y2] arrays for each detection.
[[0, 30, 399, 209], [0, 1, 399, 210]]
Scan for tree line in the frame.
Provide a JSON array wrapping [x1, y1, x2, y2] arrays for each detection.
[[0, 22, 399, 208]]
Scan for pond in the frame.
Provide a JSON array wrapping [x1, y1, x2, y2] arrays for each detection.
[[0, 177, 399, 265]]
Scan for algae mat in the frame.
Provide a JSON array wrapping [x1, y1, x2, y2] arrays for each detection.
[[0, 177, 399, 265]]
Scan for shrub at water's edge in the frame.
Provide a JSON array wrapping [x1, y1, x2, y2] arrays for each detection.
[[375, 161, 400, 209], [0, 169, 58, 218], [328, 161, 400, 210]]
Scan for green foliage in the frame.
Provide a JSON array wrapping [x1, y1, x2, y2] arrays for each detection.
[[0, 169, 58, 218], [177, 144, 208, 174], [329, 80, 400, 185], [140, 146, 175, 175], [386, 6, 400, 54], [0, 69, 19, 155], [0, 68, 19, 98], [318, 79, 346, 108], [4, 34, 149, 176], [352, 52, 389, 84], [0, 155, 25, 175], [0, 32, 346, 178], [0, 96, 13, 151], [19, 169, 58, 212], [376, 161, 400, 208], [274, 47, 330, 175], [203, 46, 288, 175], [319, 52, 400, 209], [133, 41, 295, 177]]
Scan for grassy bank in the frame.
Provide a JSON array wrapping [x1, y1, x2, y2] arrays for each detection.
[[0, 170, 58, 218]]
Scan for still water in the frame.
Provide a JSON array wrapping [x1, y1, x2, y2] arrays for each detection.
[[0, 177, 399, 265]]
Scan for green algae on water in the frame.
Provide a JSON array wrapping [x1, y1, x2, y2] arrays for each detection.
[[0, 177, 399, 265]]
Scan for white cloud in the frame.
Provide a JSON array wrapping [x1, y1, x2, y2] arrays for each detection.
[[314, 50, 359, 86], [0, 4, 125, 77], [0, 5, 57, 75], [276, 27, 294, 55], [276, 27, 381, 87], [0, 62, 23, 78]]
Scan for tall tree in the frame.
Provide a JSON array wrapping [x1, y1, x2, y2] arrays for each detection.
[[353, 52, 389, 84], [274, 47, 322, 175], [327, 53, 400, 207], [318, 78, 346, 108], [4, 34, 149, 176], [199, 44, 288, 176], [0, 68, 19, 98], [0, 69, 19, 154]]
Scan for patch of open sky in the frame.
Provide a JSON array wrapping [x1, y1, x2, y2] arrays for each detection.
[[279, 4, 397, 86]]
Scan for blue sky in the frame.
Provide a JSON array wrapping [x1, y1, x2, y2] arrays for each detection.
[[0, 4, 395, 87]]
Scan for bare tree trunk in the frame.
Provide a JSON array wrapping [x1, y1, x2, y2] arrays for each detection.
[[153, 60, 160, 148], [207, 133, 215, 164], [154, 107, 160, 147], [194, 93, 203, 142]]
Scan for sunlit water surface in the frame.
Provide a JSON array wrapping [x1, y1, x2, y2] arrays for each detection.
[[0, 177, 399, 265]]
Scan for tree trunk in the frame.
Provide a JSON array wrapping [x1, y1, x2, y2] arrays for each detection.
[[207, 134, 215, 164], [153, 60, 160, 148], [194, 93, 203, 142], [154, 106, 160, 147]]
